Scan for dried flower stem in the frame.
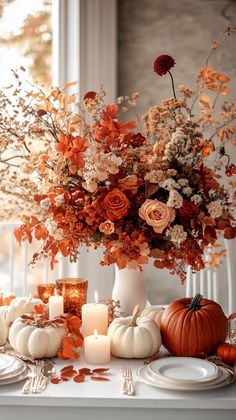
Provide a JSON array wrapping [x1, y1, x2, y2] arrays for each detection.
[[168, 70, 177, 100]]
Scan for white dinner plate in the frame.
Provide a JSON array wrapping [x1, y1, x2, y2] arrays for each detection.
[[137, 365, 233, 391], [0, 361, 27, 380], [148, 357, 219, 385], [0, 354, 16, 373], [0, 358, 25, 379], [0, 366, 30, 386]]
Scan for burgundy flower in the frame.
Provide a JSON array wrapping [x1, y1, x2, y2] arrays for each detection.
[[83, 91, 97, 101], [153, 55, 175, 76], [179, 200, 198, 218]]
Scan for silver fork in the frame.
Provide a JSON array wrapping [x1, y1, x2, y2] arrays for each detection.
[[121, 365, 135, 395], [22, 364, 38, 394]]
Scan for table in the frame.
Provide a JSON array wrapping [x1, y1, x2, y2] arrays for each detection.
[[0, 355, 235, 420]]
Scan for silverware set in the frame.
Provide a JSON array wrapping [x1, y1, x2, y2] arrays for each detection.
[[121, 365, 135, 395], [22, 360, 55, 394]]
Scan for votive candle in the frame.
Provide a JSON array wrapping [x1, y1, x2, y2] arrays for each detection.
[[82, 291, 108, 336], [84, 330, 110, 364]]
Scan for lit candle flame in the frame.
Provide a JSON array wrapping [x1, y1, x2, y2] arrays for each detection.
[[94, 291, 98, 304]]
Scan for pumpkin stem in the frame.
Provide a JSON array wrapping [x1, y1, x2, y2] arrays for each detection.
[[129, 305, 141, 327], [35, 316, 43, 328], [187, 293, 202, 311]]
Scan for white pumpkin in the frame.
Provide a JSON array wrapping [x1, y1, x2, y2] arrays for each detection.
[[140, 307, 165, 329], [9, 317, 66, 358], [0, 307, 9, 346], [0, 297, 43, 346], [108, 306, 162, 358], [7, 297, 43, 323]]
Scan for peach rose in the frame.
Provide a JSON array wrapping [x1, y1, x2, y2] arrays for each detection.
[[99, 220, 115, 235], [139, 199, 175, 233], [103, 188, 130, 221], [118, 175, 138, 195]]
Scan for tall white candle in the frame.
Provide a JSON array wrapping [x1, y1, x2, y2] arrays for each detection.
[[81, 291, 108, 337], [49, 294, 64, 320], [84, 330, 110, 364]]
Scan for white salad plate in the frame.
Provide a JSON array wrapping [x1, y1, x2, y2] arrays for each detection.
[[0, 361, 27, 380], [0, 366, 30, 386], [0, 354, 16, 373], [137, 365, 233, 391], [148, 357, 219, 385], [0, 357, 25, 379]]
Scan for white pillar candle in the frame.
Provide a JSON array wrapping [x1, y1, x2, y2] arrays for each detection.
[[84, 330, 110, 364], [81, 291, 108, 337], [49, 295, 64, 320]]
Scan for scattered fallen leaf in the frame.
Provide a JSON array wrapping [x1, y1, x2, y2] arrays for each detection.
[[61, 369, 77, 377], [51, 377, 61, 384], [61, 376, 69, 381], [60, 365, 74, 373], [74, 374, 85, 383], [91, 376, 110, 381], [79, 368, 92, 375], [92, 368, 110, 373]]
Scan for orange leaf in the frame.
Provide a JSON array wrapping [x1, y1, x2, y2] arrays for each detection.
[[51, 378, 61, 384], [91, 376, 110, 381], [68, 316, 81, 334], [73, 374, 85, 383], [224, 227, 236, 239], [60, 369, 77, 377], [78, 368, 92, 375], [60, 365, 74, 373], [34, 304, 45, 315], [92, 368, 110, 373], [73, 334, 84, 348], [58, 336, 74, 359]]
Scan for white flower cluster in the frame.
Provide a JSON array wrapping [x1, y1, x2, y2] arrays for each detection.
[[167, 189, 183, 209], [207, 200, 223, 219], [191, 194, 202, 204], [40, 198, 51, 210], [45, 218, 64, 240], [163, 127, 201, 165], [81, 151, 123, 193], [55, 194, 64, 206], [170, 224, 187, 244]]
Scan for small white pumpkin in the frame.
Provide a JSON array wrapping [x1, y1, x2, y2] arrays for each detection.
[[9, 316, 66, 358], [0, 307, 9, 346], [140, 307, 165, 329], [108, 305, 162, 358], [0, 297, 43, 346]]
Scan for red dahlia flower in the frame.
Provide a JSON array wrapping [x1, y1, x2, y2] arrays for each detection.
[[153, 55, 175, 76], [179, 200, 198, 218]]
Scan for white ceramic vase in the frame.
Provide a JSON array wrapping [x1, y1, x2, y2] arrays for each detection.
[[112, 265, 147, 316]]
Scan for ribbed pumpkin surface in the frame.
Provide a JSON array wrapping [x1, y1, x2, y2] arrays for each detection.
[[160, 294, 228, 357], [216, 342, 236, 365]]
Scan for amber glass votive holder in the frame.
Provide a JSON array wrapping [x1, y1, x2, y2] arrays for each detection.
[[37, 283, 56, 304], [56, 278, 88, 318]]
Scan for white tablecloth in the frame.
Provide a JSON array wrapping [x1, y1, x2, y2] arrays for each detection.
[[0, 355, 235, 420]]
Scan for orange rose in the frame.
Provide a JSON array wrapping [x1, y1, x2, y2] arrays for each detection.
[[118, 175, 138, 195], [139, 199, 175, 233], [99, 220, 115, 235], [103, 188, 130, 221]]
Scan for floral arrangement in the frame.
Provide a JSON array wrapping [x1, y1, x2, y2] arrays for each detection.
[[0, 31, 235, 282]]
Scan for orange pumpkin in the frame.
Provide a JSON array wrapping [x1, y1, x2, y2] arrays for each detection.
[[160, 293, 228, 357], [216, 342, 236, 365], [0, 292, 16, 306]]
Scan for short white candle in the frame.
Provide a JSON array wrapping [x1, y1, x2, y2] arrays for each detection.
[[81, 291, 108, 337], [49, 294, 64, 320], [84, 330, 110, 364]]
